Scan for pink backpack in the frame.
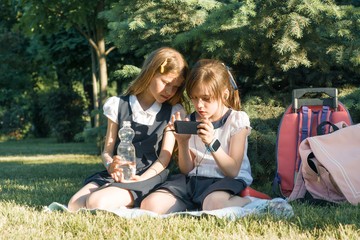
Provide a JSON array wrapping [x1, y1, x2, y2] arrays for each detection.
[[273, 88, 353, 198], [288, 122, 360, 205]]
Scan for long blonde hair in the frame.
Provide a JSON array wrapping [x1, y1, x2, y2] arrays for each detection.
[[186, 59, 241, 110], [125, 47, 189, 106]]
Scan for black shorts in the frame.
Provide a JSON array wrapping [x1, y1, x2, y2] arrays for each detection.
[[157, 174, 247, 211], [83, 169, 169, 207]]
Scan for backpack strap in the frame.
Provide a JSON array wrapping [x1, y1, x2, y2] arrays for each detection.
[[116, 95, 172, 174], [317, 106, 332, 134], [296, 106, 312, 172], [300, 106, 312, 142], [316, 121, 339, 135]]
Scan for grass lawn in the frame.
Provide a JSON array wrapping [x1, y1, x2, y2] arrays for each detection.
[[0, 138, 359, 239]]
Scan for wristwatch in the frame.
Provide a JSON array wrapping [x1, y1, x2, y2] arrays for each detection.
[[205, 139, 221, 152], [105, 161, 112, 169]]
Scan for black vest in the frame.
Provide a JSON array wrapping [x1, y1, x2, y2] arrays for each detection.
[[116, 96, 172, 174]]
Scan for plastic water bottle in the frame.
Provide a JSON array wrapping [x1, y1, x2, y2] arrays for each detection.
[[117, 121, 136, 180]]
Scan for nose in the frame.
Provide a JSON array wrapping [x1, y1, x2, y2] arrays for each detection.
[[195, 98, 204, 108]]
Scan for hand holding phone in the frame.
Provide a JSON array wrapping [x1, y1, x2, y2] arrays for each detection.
[[174, 121, 200, 134]]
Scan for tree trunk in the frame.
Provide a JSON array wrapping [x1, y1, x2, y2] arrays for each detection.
[[91, 46, 100, 128], [96, 0, 108, 126], [97, 33, 108, 109]]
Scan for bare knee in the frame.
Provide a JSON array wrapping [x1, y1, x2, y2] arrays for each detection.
[[141, 192, 168, 214], [86, 186, 133, 210], [203, 192, 251, 210], [86, 193, 106, 210], [141, 194, 158, 212], [141, 190, 185, 214], [202, 192, 227, 211], [67, 183, 99, 212], [67, 195, 84, 212]]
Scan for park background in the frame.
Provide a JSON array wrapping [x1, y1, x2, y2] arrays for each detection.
[[0, 1, 360, 239]]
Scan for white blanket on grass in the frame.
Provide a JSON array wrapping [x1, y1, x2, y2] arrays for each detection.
[[44, 198, 294, 221]]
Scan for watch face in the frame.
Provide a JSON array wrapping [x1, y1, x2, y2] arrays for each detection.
[[212, 139, 221, 152]]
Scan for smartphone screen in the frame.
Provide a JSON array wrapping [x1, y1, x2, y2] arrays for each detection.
[[174, 121, 200, 134]]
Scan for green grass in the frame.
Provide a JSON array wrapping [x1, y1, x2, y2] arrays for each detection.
[[0, 139, 359, 239], [0, 138, 99, 156]]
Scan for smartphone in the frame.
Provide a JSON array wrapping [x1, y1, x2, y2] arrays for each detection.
[[174, 121, 200, 134]]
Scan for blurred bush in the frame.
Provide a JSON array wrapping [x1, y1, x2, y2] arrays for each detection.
[[40, 87, 87, 143]]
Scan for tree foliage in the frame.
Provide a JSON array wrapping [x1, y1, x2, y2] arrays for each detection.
[[1, 0, 359, 184], [40, 86, 87, 143], [16, 0, 120, 128], [103, 0, 359, 90], [0, 1, 33, 138], [101, 0, 220, 59]]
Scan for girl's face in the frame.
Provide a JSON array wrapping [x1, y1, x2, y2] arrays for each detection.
[[148, 72, 183, 103], [190, 84, 224, 121]]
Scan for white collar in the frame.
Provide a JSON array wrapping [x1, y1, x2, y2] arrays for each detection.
[[129, 95, 161, 125]]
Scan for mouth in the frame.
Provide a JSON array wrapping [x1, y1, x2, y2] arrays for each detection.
[[198, 110, 206, 116], [160, 95, 170, 101]]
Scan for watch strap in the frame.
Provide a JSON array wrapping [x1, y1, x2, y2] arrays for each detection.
[[206, 139, 221, 152]]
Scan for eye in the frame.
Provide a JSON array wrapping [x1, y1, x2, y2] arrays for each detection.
[[188, 95, 196, 100]]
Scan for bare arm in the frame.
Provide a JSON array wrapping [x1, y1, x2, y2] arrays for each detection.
[[139, 125, 176, 180], [198, 118, 249, 178], [176, 138, 195, 174], [101, 118, 131, 182], [101, 118, 118, 168], [210, 128, 248, 177]]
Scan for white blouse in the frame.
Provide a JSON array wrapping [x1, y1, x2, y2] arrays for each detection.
[[188, 110, 253, 185], [103, 95, 185, 125]]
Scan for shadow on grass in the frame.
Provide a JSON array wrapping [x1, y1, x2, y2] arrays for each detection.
[[0, 161, 103, 209], [0, 138, 99, 156], [1, 161, 360, 232]]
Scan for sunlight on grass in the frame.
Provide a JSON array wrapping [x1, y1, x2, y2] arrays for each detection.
[[0, 154, 100, 162], [0, 138, 99, 156], [1, 138, 360, 239]]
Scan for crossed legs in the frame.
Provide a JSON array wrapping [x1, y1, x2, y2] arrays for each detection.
[[141, 189, 187, 214], [67, 182, 133, 212]]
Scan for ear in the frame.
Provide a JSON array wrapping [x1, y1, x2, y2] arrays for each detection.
[[223, 89, 230, 100]]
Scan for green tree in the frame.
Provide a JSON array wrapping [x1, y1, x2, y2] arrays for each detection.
[[101, 0, 360, 185], [0, 1, 34, 138], [104, 0, 360, 91], [175, 0, 360, 89], [16, 0, 118, 127], [40, 87, 87, 143], [101, 0, 221, 63], [29, 30, 90, 141]]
